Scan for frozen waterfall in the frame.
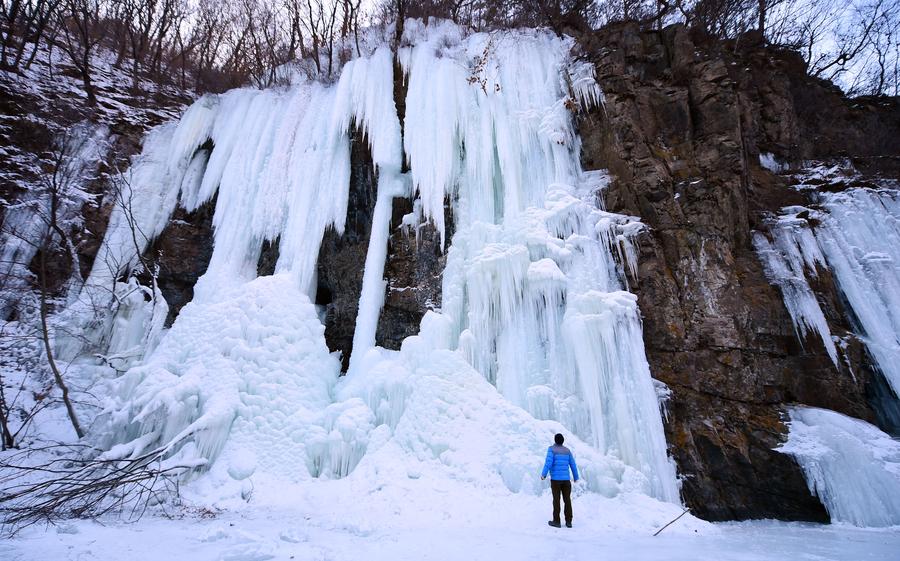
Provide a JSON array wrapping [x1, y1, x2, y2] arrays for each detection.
[[757, 179, 900, 527], [755, 186, 900, 399], [77, 21, 679, 504], [780, 407, 900, 527]]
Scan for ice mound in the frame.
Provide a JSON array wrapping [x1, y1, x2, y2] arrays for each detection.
[[335, 331, 654, 498], [97, 274, 341, 478], [780, 406, 900, 527]]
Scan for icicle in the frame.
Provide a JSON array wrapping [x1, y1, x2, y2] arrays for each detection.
[[753, 215, 839, 366]]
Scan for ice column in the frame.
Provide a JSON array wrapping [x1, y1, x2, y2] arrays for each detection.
[[343, 47, 406, 373]]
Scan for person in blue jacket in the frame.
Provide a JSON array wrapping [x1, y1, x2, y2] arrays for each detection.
[[541, 433, 579, 528]]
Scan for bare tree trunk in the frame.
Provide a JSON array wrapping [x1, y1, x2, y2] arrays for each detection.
[[0, 376, 14, 449], [38, 246, 84, 439], [1, 0, 24, 69], [758, 0, 766, 36], [393, 0, 405, 52], [80, 50, 97, 105]]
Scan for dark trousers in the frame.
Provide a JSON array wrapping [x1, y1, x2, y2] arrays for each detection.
[[550, 480, 572, 523]]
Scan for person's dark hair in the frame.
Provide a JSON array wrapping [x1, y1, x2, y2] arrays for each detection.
[[554, 433, 564, 445]]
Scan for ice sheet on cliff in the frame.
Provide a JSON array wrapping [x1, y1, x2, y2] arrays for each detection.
[[755, 187, 900, 398], [756, 181, 900, 527], [781, 406, 900, 527], [71, 21, 679, 505]]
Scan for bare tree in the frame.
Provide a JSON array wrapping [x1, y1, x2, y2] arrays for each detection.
[[0, 370, 13, 449], [0, 0, 61, 70], [0, 443, 189, 535], [55, 0, 104, 106], [29, 131, 105, 438]]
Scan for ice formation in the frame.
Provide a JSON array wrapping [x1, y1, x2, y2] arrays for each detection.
[[755, 188, 900, 397], [0, 123, 108, 317], [75, 21, 679, 504], [812, 188, 900, 397], [752, 210, 838, 365], [780, 406, 900, 527], [760, 186, 900, 528]]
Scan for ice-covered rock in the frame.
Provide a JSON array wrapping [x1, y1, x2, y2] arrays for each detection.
[[780, 406, 900, 527], [755, 188, 900, 396]]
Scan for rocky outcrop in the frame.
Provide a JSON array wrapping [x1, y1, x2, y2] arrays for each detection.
[[143, 195, 216, 326], [576, 23, 899, 521], [316, 128, 448, 369], [374, 199, 446, 350]]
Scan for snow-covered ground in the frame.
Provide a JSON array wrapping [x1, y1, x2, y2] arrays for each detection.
[[3, 494, 899, 561]]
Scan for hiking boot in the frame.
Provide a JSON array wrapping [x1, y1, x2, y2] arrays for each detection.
[[547, 520, 561, 528], [565, 522, 572, 528]]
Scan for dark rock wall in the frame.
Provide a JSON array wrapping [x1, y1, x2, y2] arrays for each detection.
[[316, 128, 448, 367], [576, 23, 899, 521], [375, 199, 446, 350], [143, 194, 216, 326], [316, 128, 379, 371]]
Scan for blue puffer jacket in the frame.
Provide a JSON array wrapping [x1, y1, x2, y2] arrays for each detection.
[[541, 444, 579, 481]]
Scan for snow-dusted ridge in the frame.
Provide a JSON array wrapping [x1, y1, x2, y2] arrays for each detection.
[[59, 20, 680, 506]]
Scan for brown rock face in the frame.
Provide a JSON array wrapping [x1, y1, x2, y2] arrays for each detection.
[[375, 198, 446, 350], [576, 23, 899, 521], [315, 128, 447, 370], [143, 194, 216, 326], [316, 129, 379, 371]]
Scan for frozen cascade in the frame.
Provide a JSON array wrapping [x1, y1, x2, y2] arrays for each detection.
[[752, 210, 839, 366], [77, 21, 679, 503], [813, 188, 900, 397], [780, 406, 900, 527], [395, 21, 678, 502], [756, 188, 900, 397]]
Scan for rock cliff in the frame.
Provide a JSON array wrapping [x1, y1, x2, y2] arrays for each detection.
[[576, 23, 900, 520]]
